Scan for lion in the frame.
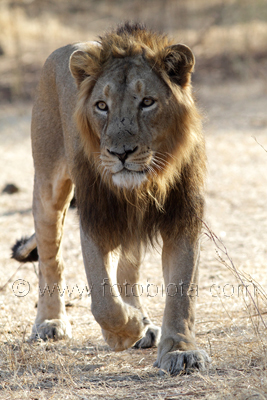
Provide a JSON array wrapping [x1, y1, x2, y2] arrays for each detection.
[[11, 22, 210, 375]]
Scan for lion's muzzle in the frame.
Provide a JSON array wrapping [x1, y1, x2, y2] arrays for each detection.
[[107, 146, 138, 164]]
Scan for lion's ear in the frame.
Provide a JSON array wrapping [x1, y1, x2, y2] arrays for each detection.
[[70, 48, 100, 87], [70, 50, 90, 87], [163, 44, 195, 88]]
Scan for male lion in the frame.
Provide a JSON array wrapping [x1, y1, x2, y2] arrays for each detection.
[[12, 23, 210, 375]]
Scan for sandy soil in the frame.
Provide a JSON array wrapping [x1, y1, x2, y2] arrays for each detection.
[[1, 78, 267, 398]]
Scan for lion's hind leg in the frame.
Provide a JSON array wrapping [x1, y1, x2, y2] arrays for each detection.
[[117, 250, 161, 349], [133, 323, 161, 349]]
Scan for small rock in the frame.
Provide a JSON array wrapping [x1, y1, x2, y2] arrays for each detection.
[[2, 183, 20, 194]]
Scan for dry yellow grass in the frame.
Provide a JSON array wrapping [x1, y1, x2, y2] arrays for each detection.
[[1, 1, 267, 399]]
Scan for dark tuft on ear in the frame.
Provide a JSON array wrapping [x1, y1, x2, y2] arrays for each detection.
[[164, 44, 195, 87]]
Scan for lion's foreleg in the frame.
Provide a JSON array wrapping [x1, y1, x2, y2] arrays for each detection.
[[155, 236, 210, 374], [32, 166, 74, 340], [80, 229, 147, 351]]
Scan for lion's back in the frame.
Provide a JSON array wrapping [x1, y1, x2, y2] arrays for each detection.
[[31, 44, 83, 171]]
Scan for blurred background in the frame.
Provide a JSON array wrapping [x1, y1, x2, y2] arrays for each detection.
[[0, 0, 267, 103]]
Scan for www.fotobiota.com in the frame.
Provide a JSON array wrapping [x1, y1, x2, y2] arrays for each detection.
[[11, 279, 259, 299]]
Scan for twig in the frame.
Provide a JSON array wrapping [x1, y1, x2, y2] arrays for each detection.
[[253, 136, 267, 153], [240, 312, 267, 319], [201, 219, 267, 331], [0, 264, 23, 292]]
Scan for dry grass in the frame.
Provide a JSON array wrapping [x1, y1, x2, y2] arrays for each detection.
[[1, 0, 267, 399], [0, 0, 267, 100]]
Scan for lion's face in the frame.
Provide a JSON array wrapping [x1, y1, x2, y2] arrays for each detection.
[[87, 56, 173, 188], [70, 33, 199, 192]]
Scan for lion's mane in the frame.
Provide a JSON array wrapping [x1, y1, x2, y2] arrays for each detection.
[[71, 23, 206, 251]]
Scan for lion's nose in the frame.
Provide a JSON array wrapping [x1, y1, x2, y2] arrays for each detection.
[[108, 147, 138, 164]]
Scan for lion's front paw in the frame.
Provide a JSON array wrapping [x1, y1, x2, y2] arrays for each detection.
[[102, 328, 143, 351], [30, 319, 72, 341], [154, 349, 211, 375], [134, 324, 161, 349]]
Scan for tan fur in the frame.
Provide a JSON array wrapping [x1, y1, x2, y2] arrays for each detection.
[[15, 23, 210, 374]]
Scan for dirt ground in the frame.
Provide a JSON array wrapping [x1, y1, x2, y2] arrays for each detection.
[[1, 1, 267, 399], [1, 76, 267, 400]]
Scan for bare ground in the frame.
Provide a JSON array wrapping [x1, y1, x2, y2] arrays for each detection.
[[1, 77, 267, 399]]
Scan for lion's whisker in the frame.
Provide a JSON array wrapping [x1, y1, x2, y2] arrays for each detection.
[[156, 151, 179, 163]]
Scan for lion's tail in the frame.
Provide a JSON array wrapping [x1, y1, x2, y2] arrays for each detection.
[[11, 234, 38, 263]]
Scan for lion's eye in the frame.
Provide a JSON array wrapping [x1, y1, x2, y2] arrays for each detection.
[[96, 101, 108, 111], [140, 98, 155, 108]]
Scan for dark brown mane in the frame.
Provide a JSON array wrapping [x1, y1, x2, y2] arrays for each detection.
[[115, 21, 147, 36], [71, 23, 206, 252], [73, 142, 205, 252], [98, 21, 172, 61]]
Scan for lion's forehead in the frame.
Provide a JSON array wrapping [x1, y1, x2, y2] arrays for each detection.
[[92, 58, 165, 101]]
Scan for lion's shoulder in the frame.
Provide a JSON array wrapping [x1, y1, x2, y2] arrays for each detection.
[[40, 43, 81, 84]]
